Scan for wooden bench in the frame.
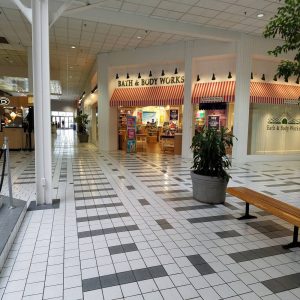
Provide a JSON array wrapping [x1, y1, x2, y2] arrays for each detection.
[[227, 187, 300, 249]]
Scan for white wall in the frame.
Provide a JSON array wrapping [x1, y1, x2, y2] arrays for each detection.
[[51, 100, 76, 112]]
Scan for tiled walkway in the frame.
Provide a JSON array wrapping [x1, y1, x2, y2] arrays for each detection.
[[0, 130, 300, 300]]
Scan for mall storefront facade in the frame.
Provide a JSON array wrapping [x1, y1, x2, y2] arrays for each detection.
[[81, 36, 300, 163]]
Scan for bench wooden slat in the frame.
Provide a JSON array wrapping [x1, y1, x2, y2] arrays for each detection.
[[227, 187, 300, 228]]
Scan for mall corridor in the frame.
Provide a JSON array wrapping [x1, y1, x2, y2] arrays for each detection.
[[0, 130, 300, 300]]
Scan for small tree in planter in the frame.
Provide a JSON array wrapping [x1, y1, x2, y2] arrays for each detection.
[[74, 112, 89, 143], [190, 127, 235, 204]]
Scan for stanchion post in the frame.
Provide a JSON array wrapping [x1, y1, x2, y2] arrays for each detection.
[[3, 137, 15, 209]]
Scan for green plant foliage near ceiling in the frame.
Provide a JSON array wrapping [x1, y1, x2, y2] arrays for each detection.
[[263, 0, 300, 82]]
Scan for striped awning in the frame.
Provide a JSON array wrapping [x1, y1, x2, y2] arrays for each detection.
[[192, 81, 300, 105], [250, 82, 300, 104], [110, 85, 184, 107], [192, 81, 235, 104]]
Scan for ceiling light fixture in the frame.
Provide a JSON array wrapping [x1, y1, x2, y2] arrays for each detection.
[[257, 12, 264, 18], [228, 71, 232, 79], [71, 45, 76, 49], [196, 74, 200, 82], [161, 69, 165, 76], [261, 74, 265, 81], [212, 73, 216, 80], [149, 70, 152, 77], [137, 36, 142, 39]]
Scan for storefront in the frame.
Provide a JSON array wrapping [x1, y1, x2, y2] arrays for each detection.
[[0, 96, 34, 150], [110, 81, 184, 154], [248, 82, 300, 155], [192, 81, 235, 133]]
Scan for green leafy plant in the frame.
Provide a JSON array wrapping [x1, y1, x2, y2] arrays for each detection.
[[74, 112, 89, 134], [190, 127, 235, 182], [263, 0, 300, 81]]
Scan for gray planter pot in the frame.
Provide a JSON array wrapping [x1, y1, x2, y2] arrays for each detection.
[[190, 171, 228, 204], [77, 133, 89, 143]]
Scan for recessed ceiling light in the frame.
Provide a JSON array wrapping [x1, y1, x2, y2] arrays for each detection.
[[71, 46, 76, 49], [257, 13, 264, 18], [137, 36, 142, 39]]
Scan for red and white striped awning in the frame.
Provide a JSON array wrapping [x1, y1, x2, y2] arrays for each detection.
[[110, 85, 184, 107], [250, 82, 300, 104], [192, 81, 300, 105], [192, 81, 235, 104]]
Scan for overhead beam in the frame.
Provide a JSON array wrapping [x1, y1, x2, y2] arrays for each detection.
[[63, 6, 239, 42], [11, 0, 32, 23], [49, 0, 75, 28]]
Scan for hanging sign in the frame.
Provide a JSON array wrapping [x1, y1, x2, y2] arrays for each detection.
[[170, 109, 179, 121], [208, 115, 220, 130], [201, 97, 224, 102], [0, 97, 10, 105]]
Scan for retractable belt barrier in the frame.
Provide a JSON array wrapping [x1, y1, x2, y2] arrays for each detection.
[[0, 137, 15, 209]]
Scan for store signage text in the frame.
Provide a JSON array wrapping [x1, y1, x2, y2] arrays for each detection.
[[0, 97, 10, 105], [117, 75, 185, 87], [267, 125, 300, 131], [201, 97, 223, 102]]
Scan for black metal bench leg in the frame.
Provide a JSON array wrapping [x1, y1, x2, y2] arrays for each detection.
[[237, 202, 257, 220], [283, 226, 300, 249]]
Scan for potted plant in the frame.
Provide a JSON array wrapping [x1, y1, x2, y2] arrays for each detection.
[[74, 112, 89, 143], [190, 126, 235, 204]]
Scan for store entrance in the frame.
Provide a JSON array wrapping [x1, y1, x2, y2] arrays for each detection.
[[118, 106, 183, 154], [51, 111, 74, 129]]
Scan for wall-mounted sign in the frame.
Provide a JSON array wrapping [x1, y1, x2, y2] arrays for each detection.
[[284, 99, 300, 105], [117, 75, 184, 87], [201, 97, 224, 102], [208, 115, 220, 130], [0, 97, 10, 105], [170, 109, 179, 121]]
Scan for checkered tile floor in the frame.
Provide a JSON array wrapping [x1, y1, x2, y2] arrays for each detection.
[[0, 130, 300, 300]]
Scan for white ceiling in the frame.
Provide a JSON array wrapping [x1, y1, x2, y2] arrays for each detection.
[[0, 0, 282, 100]]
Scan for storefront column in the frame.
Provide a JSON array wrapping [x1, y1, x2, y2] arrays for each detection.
[[232, 35, 252, 163], [98, 54, 118, 151], [182, 41, 194, 159], [32, 0, 52, 204], [27, 47, 33, 93]]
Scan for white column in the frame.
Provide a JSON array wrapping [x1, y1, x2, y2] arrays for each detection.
[[232, 34, 253, 163], [32, 0, 52, 204], [182, 41, 194, 159], [98, 54, 118, 151], [27, 47, 33, 93]]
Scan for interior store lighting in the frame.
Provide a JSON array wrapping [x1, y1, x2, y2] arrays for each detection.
[[149, 70, 152, 77], [273, 75, 278, 81], [228, 72, 232, 79], [161, 69, 165, 76], [261, 74, 265, 81], [196, 74, 200, 81], [116, 73, 119, 79], [138, 72, 141, 78], [127, 73, 130, 79], [212, 73, 216, 80], [174, 68, 178, 74]]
